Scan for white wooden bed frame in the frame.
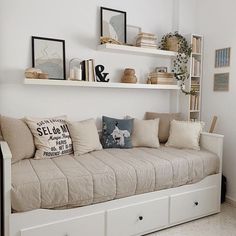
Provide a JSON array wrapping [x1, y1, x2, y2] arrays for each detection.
[[1, 132, 224, 236]]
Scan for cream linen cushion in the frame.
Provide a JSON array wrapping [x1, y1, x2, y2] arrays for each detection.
[[166, 120, 203, 150], [146, 112, 181, 143], [0, 116, 35, 163], [25, 116, 73, 159], [132, 118, 160, 148], [67, 119, 102, 156]]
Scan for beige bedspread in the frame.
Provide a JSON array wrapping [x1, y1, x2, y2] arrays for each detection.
[[11, 147, 219, 212]]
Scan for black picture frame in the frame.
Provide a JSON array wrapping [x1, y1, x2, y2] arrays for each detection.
[[32, 36, 66, 80], [101, 7, 127, 44]]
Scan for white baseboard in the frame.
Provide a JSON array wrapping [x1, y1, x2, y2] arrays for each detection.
[[226, 195, 236, 207]]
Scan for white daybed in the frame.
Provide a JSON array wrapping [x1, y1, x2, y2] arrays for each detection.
[[1, 132, 223, 236]]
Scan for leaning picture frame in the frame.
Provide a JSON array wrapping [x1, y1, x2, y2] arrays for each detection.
[[32, 36, 66, 80], [101, 7, 127, 44]]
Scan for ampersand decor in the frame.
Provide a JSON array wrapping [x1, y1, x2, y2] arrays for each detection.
[[95, 65, 110, 82]]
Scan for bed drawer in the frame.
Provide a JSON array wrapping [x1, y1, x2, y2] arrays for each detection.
[[20, 211, 105, 236], [106, 197, 168, 236], [170, 186, 219, 224]]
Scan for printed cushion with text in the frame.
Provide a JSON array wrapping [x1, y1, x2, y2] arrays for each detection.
[[25, 116, 73, 159]]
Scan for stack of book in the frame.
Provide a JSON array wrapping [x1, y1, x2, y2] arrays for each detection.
[[190, 94, 200, 110], [191, 57, 201, 76], [80, 59, 96, 82], [191, 84, 200, 92], [136, 32, 158, 49], [148, 72, 176, 84], [192, 37, 201, 53]]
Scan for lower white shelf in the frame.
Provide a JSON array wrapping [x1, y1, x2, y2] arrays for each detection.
[[24, 79, 180, 90]]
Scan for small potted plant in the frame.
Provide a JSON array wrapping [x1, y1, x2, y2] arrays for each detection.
[[160, 32, 195, 95]]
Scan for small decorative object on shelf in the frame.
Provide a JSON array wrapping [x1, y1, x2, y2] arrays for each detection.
[[136, 32, 158, 49], [95, 65, 110, 82], [160, 32, 193, 95], [121, 68, 137, 83], [100, 37, 123, 45], [155, 67, 167, 73], [100, 7, 127, 44], [68, 58, 82, 81], [24, 68, 48, 79]]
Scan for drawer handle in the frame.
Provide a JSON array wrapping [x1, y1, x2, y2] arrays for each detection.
[[194, 201, 199, 206], [139, 216, 144, 221]]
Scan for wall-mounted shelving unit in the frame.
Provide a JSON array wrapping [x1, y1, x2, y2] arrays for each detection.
[[97, 43, 177, 57], [179, 34, 203, 121], [24, 79, 180, 90]]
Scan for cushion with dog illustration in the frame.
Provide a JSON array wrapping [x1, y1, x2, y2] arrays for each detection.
[[25, 116, 73, 159], [101, 116, 133, 149]]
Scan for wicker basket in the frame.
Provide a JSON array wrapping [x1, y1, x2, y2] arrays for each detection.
[[166, 36, 179, 52]]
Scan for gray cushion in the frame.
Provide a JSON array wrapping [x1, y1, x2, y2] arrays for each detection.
[[101, 116, 133, 149]]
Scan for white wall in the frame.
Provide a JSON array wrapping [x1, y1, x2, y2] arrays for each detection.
[[0, 0, 179, 128], [196, 0, 236, 201]]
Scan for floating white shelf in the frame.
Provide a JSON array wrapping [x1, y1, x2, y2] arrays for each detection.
[[24, 79, 180, 90], [97, 43, 177, 57]]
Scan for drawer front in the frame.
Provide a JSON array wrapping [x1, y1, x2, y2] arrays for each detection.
[[20, 212, 105, 236], [106, 197, 168, 236], [170, 186, 219, 224]]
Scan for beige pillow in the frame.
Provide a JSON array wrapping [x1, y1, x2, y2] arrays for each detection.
[[132, 118, 160, 148], [0, 121, 3, 141], [67, 119, 102, 156], [146, 112, 181, 143], [0, 116, 35, 163], [25, 116, 73, 159], [166, 120, 203, 150]]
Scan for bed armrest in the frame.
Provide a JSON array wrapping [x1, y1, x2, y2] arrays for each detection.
[[200, 132, 224, 172], [0, 141, 12, 236]]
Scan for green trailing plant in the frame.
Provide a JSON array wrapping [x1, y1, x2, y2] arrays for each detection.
[[160, 32, 196, 95]]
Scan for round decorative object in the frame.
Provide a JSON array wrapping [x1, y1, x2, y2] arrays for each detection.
[[121, 68, 137, 83]]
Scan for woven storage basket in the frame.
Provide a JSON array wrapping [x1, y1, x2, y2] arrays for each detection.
[[166, 36, 179, 52]]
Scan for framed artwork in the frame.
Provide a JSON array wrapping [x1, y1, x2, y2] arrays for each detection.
[[215, 47, 231, 68], [101, 7, 127, 44], [32, 36, 66, 80], [214, 73, 229, 91]]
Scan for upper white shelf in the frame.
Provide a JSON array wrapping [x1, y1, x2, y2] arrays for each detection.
[[97, 43, 177, 57], [24, 79, 180, 90]]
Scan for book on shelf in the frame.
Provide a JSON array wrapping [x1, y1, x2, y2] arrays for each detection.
[[192, 37, 201, 54], [81, 59, 96, 82], [191, 57, 201, 76], [190, 94, 200, 110]]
